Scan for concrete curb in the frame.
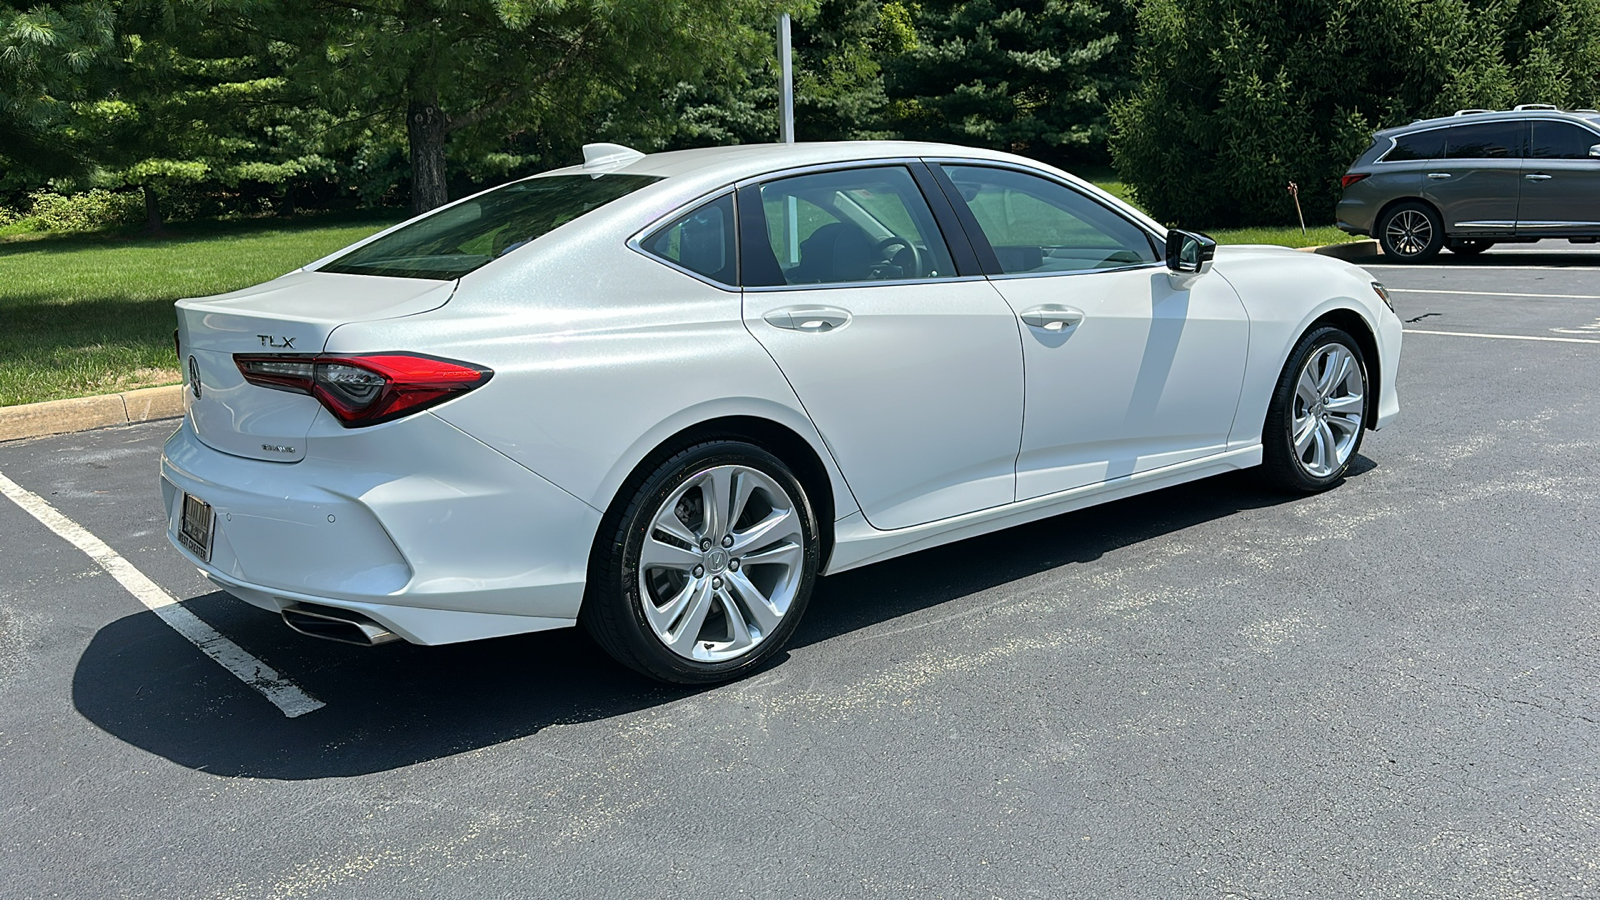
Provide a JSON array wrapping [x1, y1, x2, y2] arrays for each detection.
[[0, 385, 184, 444], [1297, 239, 1382, 261]]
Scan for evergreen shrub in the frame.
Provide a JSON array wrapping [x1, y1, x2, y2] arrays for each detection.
[[22, 189, 144, 232]]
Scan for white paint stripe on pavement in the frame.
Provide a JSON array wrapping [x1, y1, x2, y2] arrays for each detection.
[[1404, 329, 1600, 345], [0, 471, 323, 718], [1390, 288, 1600, 300]]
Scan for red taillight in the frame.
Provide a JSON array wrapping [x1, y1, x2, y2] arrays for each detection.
[[235, 352, 492, 427], [1340, 173, 1371, 190]]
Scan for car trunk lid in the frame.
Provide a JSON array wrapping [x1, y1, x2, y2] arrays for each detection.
[[175, 271, 456, 462]]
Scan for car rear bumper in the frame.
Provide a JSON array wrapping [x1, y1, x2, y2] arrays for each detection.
[[160, 412, 600, 644]]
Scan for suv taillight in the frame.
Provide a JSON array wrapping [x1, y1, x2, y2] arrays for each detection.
[[1340, 173, 1371, 189], [234, 352, 492, 427]]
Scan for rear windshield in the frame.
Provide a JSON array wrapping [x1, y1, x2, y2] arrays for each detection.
[[320, 174, 661, 280]]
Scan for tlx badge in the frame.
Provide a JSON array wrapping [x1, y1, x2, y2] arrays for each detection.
[[257, 335, 297, 349]]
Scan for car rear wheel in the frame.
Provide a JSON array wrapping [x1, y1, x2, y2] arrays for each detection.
[[1448, 238, 1494, 256], [582, 440, 820, 684], [1378, 202, 1444, 262], [1260, 326, 1368, 492]]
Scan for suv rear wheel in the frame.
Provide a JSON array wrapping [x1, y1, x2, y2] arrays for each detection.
[[1378, 201, 1444, 262]]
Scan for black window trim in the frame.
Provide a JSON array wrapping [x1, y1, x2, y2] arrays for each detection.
[[924, 158, 1167, 280], [733, 158, 989, 292], [627, 186, 742, 292]]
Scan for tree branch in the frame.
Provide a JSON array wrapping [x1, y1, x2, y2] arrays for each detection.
[[445, 24, 593, 134]]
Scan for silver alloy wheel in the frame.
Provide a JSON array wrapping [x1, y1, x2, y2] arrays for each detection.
[[1384, 209, 1433, 257], [1291, 343, 1366, 478], [637, 464, 805, 663]]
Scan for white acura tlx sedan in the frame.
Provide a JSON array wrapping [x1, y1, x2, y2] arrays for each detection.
[[162, 141, 1402, 683]]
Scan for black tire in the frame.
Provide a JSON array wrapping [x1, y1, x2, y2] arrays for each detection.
[[1260, 326, 1369, 493], [1377, 201, 1444, 262], [1448, 238, 1494, 256], [581, 440, 820, 684]]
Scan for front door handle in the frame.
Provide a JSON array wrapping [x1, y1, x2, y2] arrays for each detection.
[[1427, 172, 1452, 180], [764, 306, 852, 333], [1019, 305, 1085, 332], [1524, 173, 1553, 181]]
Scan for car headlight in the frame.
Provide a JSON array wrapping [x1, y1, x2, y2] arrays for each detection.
[[1371, 281, 1393, 312]]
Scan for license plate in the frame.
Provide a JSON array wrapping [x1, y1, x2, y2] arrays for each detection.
[[179, 493, 214, 562]]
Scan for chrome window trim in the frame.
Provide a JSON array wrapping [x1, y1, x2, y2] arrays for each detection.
[[985, 262, 1169, 282], [743, 274, 989, 293], [627, 186, 741, 293], [923, 156, 1167, 267]]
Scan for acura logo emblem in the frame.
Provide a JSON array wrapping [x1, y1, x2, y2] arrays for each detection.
[[188, 356, 201, 399]]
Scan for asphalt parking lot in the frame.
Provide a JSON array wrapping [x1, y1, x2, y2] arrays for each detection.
[[4, 245, 1599, 899]]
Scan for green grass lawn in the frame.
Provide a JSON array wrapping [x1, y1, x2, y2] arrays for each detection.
[[0, 214, 399, 406]]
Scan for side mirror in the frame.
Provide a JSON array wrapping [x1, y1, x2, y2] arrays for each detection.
[[1165, 229, 1216, 274], [1589, 144, 1600, 159]]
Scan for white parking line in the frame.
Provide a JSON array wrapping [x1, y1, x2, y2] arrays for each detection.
[[1404, 329, 1600, 345], [0, 471, 324, 718], [1390, 288, 1600, 300]]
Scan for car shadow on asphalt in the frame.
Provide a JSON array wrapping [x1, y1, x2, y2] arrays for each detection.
[[71, 458, 1373, 780]]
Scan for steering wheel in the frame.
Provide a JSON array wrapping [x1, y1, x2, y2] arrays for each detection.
[[872, 236, 923, 279]]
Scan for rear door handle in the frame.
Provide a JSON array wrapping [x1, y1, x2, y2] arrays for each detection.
[[1524, 173, 1553, 181], [1427, 172, 1452, 180], [764, 306, 852, 333], [1019, 305, 1085, 332]]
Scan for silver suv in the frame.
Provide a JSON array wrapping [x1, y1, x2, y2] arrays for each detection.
[[1337, 105, 1600, 262]]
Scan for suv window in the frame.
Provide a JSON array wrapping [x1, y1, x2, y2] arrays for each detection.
[[940, 164, 1159, 274], [1445, 122, 1524, 159], [322, 174, 660, 280], [639, 193, 736, 285], [1530, 121, 1600, 160], [746, 166, 956, 287], [1386, 128, 1445, 161]]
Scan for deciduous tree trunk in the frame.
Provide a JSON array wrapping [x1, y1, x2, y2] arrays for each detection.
[[408, 97, 449, 215], [142, 183, 163, 233]]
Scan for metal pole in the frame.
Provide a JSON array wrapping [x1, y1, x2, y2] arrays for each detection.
[[778, 13, 795, 143]]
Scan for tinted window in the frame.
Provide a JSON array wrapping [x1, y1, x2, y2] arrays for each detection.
[[940, 164, 1159, 274], [640, 193, 736, 285], [322, 174, 660, 280], [1386, 128, 1445, 161], [749, 166, 956, 287], [1445, 122, 1524, 159], [1530, 121, 1600, 159]]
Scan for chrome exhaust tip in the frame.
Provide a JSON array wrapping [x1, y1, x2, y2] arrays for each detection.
[[282, 603, 400, 647]]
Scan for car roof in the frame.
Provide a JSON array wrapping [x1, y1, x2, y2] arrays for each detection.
[[537, 140, 1030, 183], [1378, 108, 1600, 136]]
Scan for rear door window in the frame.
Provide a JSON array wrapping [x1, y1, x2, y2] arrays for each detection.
[[1530, 121, 1600, 159], [639, 193, 737, 285], [743, 166, 957, 287], [1444, 122, 1525, 159], [321, 174, 660, 280], [1386, 129, 1445, 161]]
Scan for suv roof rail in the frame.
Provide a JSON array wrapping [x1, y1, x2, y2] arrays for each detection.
[[1513, 103, 1560, 111], [1453, 108, 1494, 116], [1577, 109, 1600, 115]]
